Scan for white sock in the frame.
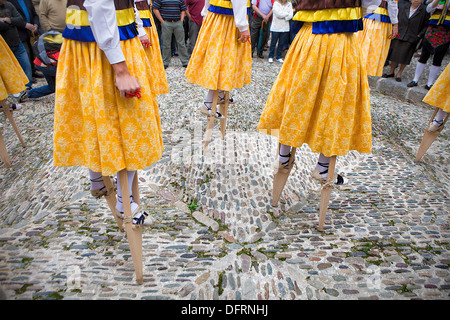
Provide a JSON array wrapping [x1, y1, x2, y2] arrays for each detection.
[[413, 62, 426, 82], [88, 169, 104, 191], [278, 144, 291, 164], [315, 154, 348, 184], [116, 170, 137, 213], [433, 108, 448, 125], [427, 65, 440, 87], [315, 153, 330, 178], [204, 90, 215, 108]]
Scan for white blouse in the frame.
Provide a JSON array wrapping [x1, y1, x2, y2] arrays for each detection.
[[201, 0, 249, 32], [84, 0, 147, 65]]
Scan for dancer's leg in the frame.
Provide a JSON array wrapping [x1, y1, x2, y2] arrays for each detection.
[[313, 153, 347, 185]]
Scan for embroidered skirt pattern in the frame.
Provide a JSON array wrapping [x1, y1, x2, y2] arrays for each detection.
[[53, 37, 164, 176], [357, 16, 393, 77], [423, 63, 450, 112], [257, 23, 372, 157], [185, 11, 251, 91], [0, 35, 28, 100], [142, 11, 169, 96]]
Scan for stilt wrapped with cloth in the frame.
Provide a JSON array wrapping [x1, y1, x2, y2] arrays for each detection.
[[416, 63, 449, 162], [357, 0, 399, 77], [185, 0, 252, 153], [0, 34, 28, 168], [53, 0, 164, 284], [257, 0, 373, 231]]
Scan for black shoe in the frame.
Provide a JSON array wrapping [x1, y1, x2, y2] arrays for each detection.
[[18, 88, 30, 102], [182, 64, 188, 68], [424, 84, 432, 90], [382, 73, 394, 78], [257, 53, 264, 59], [164, 65, 168, 69], [407, 81, 418, 87]]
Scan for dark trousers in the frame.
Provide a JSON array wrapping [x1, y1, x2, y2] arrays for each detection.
[[269, 31, 288, 59], [418, 39, 450, 67], [250, 15, 270, 56], [27, 65, 57, 98]]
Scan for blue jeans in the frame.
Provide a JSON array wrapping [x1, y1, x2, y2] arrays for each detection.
[[27, 65, 57, 98], [269, 31, 289, 60], [9, 42, 32, 88]]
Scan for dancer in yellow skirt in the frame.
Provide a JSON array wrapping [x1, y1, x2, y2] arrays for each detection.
[[185, 0, 251, 118], [53, 0, 163, 225], [423, 63, 449, 132], [258, 0, 374, 185], [358, 0, 399, 77], [135, 0, 169, 96], [0, 34, 28, 101]]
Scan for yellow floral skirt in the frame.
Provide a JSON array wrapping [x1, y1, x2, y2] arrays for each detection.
[[257, 23, 372, 157], [423, 63, 450, 112], [143, 17, 169, 95], [53, 37, 164, 176], [0, 35, 28, 100], [357, 18, 392, 77], [185, 12, 251, 91]]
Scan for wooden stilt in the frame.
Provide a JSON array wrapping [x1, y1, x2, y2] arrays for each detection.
[[272, 144, 296, 207], [203, 90, 219, 155], [118, 169, 143, 285], [0, 128, 11, 168], [1, 100, 26, 147], [102, 175, 124, 232], [132, 171, 140, 206], [220, 91, 230, 140], [317, 156, 336, 232], [415, 108, 448, 162]]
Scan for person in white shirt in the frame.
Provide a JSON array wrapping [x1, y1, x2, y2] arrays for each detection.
[[268, 0, 292, 63]]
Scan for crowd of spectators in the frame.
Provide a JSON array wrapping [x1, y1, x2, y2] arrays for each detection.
[[1, 0, 448, 106]]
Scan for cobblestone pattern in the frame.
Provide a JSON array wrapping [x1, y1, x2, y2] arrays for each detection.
[[0, 55, 449, 300]]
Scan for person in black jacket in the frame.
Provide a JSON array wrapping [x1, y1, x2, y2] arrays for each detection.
[[0, 0, 32, 89], [7, 0, 41, 80], [383, 0, 430, 82]]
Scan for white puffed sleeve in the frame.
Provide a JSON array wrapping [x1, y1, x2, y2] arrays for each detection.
[[202, 0, 211, 17], [84, 0, 125, 64], [231, 0, 249, 32], [134, 3, 148, 38], [387, 0, 399, 24]]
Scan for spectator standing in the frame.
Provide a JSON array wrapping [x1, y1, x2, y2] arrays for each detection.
[[251, 0, 273, 58], [185, 0, 204, 55], [0, 0, 32, 89], [38, 0, 66, 33], [153, 0, 190, 68], [268, 0, 292, 63], [8, 0, 41, 80], [383, 0, 429, 82], [407, 0, 450, 89]]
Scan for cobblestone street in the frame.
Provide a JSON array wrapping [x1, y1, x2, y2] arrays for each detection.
[[0, 53, 449, 302]]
